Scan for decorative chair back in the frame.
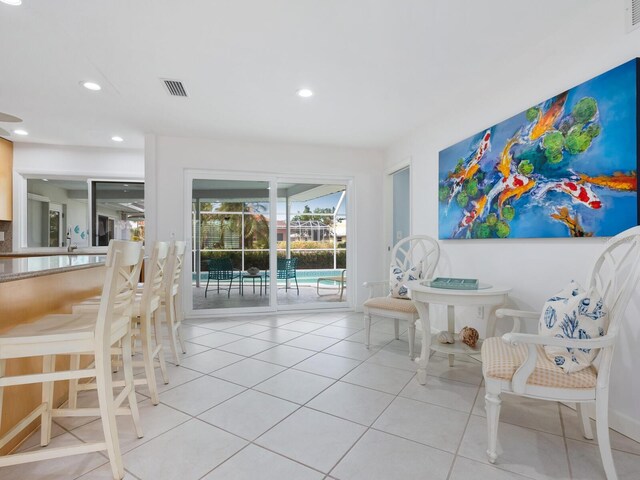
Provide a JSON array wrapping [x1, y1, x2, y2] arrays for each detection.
[[96, 240, 144, 341], [277, 257, 297, 280], [208, 258, 236, 280], [389, 235, 440, 284], [140, 241, 170, 316], [586, 226, 640, 385], [166, 241, 186, 296]]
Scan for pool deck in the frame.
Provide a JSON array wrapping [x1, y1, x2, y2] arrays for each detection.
[[192, 282, 346, 310]]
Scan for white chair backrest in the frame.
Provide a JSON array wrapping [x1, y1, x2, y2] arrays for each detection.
[[96, 240, 144, 342], [141, 241, 170, 314], [165, 241, 186, 296], [587, 226, 640, 336], [389, 235, 440, 283], [586, 226, 640, 382]]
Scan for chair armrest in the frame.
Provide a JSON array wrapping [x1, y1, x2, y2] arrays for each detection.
[[496, 309, 539, 319], [362, 281, 388, 288], [500, 332, 615, 394], [363, 281, 388, 299], [502, 332, 616, 350], [496, 308, 540, 333]]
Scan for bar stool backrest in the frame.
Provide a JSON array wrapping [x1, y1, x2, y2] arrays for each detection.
[[140, 241, 170, 316], [165, 241, 186, 297], [97, 240, 144, 344]]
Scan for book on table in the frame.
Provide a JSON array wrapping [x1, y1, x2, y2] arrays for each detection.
[[429, 277, 479, 290]]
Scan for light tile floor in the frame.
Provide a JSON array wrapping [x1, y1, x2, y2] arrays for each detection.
[[12, 311, 640, 480]]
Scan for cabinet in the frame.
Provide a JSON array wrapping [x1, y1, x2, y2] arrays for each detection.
[[0, 138, 12, 221]]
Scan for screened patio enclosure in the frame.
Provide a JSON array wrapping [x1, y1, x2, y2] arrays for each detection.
[[191, 179, 347, 311]]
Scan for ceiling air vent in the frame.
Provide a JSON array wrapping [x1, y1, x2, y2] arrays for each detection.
[[626, 0, 640, 32], [161, 79, 188, 97]]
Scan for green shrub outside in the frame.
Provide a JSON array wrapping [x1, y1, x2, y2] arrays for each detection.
[[199, 249, 346, 271]]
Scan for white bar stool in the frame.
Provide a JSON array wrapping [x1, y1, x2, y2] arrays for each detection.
[[71, 241, 171, 405], [162, 241, 187, 365], [0, 240, 143, 480]]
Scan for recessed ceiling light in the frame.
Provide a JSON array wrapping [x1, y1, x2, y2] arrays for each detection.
[[81, 81, 102, 91], [0, 0, 22, 6], [42, 179, 48, 182], [13, 129, 28, 136], [123, 184, 129, 187], [111, 136, 124, 142], [296, 88, 314, 98]]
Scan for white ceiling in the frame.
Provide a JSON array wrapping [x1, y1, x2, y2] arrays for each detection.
[[0, 0, 628, 150]]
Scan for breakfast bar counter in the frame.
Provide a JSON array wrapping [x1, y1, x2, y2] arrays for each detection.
[[0, 255, 106, 454], [0, 254, 105, 282]]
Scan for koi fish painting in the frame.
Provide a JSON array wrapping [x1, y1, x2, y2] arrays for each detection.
[[438, 59, 639, 239]]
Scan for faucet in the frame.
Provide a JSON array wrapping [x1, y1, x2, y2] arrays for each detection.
[[66, 228, 77, 252]]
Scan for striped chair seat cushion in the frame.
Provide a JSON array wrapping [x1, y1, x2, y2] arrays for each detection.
[[481, 337, 597, 389], [363, 296, 417, 314]]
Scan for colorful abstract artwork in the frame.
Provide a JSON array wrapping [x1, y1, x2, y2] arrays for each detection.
[[438, 59, 638, 239]]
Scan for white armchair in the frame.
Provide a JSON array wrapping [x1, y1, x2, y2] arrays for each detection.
[[363, 235, 440, 358], [481, 226, 640, 480]]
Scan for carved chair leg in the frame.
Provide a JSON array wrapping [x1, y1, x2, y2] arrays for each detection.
[[485, 390, 502, 464], [595, 389, 618, 480], [408, 319, 416, 359], [68, 354, 81, 409], [40, 355, 55, 446], [364, 313, 372, 349], [576, 402, 594, 440], [153, 310, 169, 385], [122, 328, 143, 439], [140, 312, 159, 405], [96, 346, 124, 479]]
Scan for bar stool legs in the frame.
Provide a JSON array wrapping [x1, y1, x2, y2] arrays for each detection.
[[40, 355, 55, 447]]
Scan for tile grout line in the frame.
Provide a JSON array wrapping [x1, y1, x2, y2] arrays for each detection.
[[558, 402, 575, 480], [325, 363, 420, 477], [192, 316, 376, 477], [444, 381, 483, 480]]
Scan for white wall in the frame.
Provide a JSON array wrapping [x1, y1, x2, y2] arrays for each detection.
[[385, 51, 640, 439], [146, 134, 385, 311], [12, 143, 144, 248]]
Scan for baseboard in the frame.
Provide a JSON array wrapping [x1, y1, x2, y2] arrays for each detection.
[[609, 408, 640, 442], [562, 402, 640, 442]]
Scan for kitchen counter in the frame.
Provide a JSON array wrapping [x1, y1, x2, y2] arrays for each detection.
[[0, 254, 106, 282], [0, 247, 108, 257]]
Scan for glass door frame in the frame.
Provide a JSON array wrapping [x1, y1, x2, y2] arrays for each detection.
[[184, 169, 355, 318], [273, 174, 353, 312], [184, 170, 278, 317]]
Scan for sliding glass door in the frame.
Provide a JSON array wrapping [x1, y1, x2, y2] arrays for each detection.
[[192, 179, 271, 310], [277, 182, 347, 306], [91, 181, 144, 245], [188, 173, 350, 315]]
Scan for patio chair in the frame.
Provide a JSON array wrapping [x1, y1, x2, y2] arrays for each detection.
[[317, 269, 346, 300], [205, 257, 238, 298], [265, 258, 299, 294], [482, 226, 640, 479], [363, 235, 440, 359]]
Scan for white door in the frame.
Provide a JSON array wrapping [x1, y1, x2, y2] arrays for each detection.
[[390, 166, 410, 249]]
